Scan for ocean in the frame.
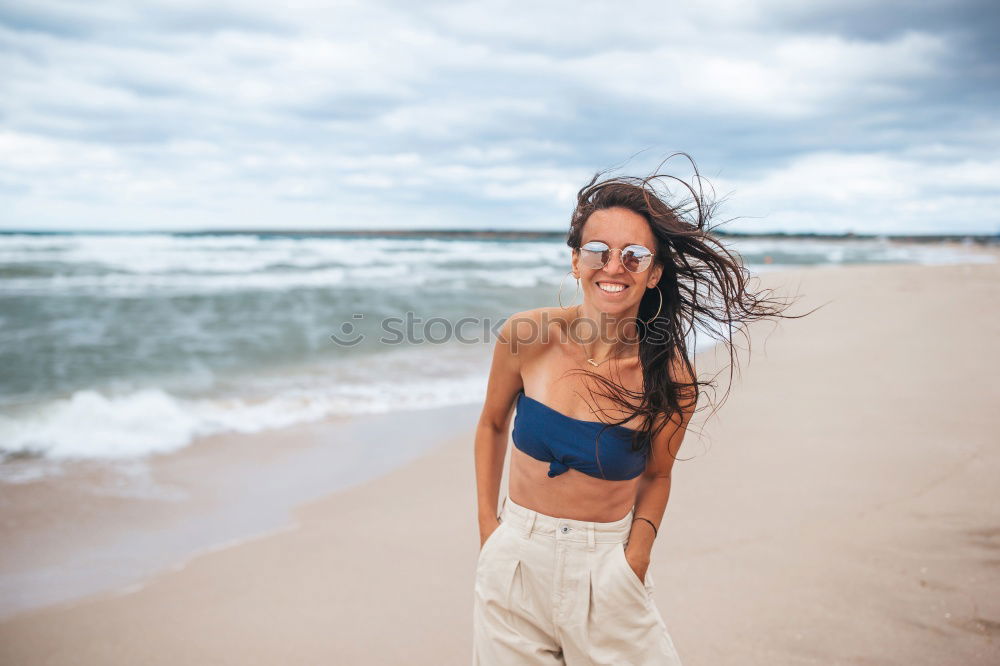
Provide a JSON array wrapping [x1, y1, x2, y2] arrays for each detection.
[[0, 232, 992, 475]]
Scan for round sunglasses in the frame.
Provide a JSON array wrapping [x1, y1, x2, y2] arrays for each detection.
[[577, 241, 655, 273]]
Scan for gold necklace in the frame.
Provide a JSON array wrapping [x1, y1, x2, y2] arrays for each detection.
[[584, 340, 614, 367], [575, 305, 619, 367]]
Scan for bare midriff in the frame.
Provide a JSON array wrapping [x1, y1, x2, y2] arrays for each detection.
[[508, 448, 642, 522]]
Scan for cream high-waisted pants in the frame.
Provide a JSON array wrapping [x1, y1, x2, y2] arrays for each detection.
[[473, 495, 682, 665]]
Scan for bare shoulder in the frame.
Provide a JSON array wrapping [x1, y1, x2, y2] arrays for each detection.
[[643, 352, 699, 472], [480, 307, 571, 429], [499, 306, 574, 357], [661, 352, 699, 425], [669, 352, 697, 389]]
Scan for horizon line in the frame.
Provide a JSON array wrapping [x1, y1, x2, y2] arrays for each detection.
[[0, 229, 997, 243]]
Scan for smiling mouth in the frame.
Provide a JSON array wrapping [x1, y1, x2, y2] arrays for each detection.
[[597, 281, 628, 293]]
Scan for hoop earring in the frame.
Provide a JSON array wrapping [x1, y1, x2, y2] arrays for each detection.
[[643, 286, 663, 325], [557, 271, 581, 309]]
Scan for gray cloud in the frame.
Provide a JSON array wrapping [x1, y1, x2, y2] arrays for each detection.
[[0, 0, 997, 234]]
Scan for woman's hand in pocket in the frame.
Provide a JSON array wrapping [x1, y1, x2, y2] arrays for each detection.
[[624, 545, 650, 584], [479, 518, 500, 551]]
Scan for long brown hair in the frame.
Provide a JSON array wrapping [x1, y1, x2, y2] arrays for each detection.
[[565, 153, 815, 468]]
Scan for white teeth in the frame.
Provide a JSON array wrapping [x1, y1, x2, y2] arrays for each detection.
[[598, 282, 626, 293]]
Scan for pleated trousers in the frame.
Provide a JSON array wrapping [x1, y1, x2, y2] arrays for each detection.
[[473, 495, 682, 665]]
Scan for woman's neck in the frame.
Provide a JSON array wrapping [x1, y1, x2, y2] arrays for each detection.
[[573, 304, 640, 361]]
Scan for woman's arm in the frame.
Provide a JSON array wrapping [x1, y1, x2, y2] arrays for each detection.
[[625, 361, 698, 580], [474, 312, 533, 546]]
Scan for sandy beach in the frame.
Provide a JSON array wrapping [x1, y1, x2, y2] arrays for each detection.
[[2, 256, 999, 665]]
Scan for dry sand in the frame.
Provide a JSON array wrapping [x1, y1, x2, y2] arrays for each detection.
[[1, 258, 999, 665]]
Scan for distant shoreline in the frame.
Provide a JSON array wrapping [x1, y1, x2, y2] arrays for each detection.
[[2, 229, 998, 244]]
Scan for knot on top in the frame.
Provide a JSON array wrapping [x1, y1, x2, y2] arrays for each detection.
[[547, 460, 570, 477]]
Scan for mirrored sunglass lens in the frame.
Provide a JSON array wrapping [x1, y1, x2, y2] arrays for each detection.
[[623, 247, 652, 272], [580, 243, 609, 268]]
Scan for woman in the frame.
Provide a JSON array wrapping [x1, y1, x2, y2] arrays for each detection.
[[472, 159, 797, 665]]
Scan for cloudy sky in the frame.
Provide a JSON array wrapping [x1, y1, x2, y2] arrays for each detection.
[[1, 0, 998, 234]]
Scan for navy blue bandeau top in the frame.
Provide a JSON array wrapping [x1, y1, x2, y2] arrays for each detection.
[[512, 389, 649, 480]]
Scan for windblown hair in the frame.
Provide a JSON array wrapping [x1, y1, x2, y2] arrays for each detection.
[[564, 153, 815, 469]]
